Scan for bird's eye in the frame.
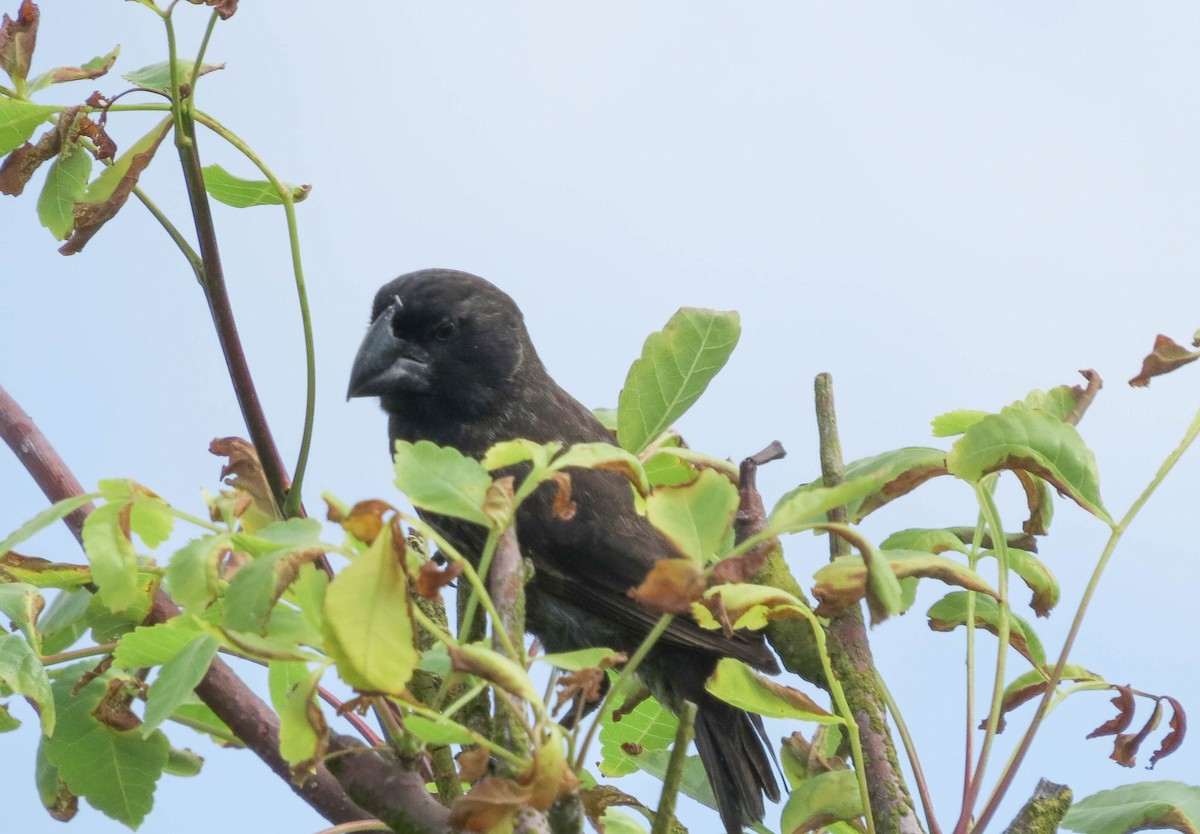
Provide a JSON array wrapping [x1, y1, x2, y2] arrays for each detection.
[[432, 320, 456, 341]]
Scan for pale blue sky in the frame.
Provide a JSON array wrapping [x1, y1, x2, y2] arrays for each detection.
[[3, 3, 1199, 832]]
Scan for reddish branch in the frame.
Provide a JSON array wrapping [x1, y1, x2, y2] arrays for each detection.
[[0, 384, 455, 830]]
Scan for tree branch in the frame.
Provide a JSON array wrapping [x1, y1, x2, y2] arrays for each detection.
[[1000, 779, 1072, 834], [0, 385, 458, 830], [814, 373, 923, 834]]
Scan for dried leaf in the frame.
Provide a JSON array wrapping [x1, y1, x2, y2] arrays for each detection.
[[626, 559, 705, 614], [209, 437, 282, 522], [549, 472, 577, 520], [0, 122, 58, 195], [483, 475, 515, 528], [1130, 334, 1200, 387], [340, 499, 392, 544], [91, 678, 142, 732], [1111, 699, 1163, 768], [186, 0, 237, 20], [455, 745, 490, 784], [0, 0, 38, 83], [448, 776, 530, 832], [553, 668, 604, 714], [1087, 685, 1135, 739], [708, 545, 770, 586], [415, 559, 462, 600], [1149, 696, 1186, 768]]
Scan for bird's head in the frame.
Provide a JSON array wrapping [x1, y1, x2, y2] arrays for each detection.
[[347, 269, 536, 425]]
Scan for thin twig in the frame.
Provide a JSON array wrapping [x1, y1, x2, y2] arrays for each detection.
[[651, 700, 696, 834]]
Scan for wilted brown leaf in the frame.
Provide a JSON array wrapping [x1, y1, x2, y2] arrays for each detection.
[[75, 113, 115, 160], [0, 122, 59, 195], [186, 0, 237, 20], [483, 475, 515, 527], [1130, 334, 1200, 387], [0, 0, 38, 83], [448, 776, 530, 832], [455, 745, 490, 784], [627, 558, 705, 614], [60, 117, 173, 255], [415, 558, 463, 600], [91, 677, 142, 732], [520, 730, 580, 810], [1149, 696, 1187, 768], [339, 499, 393, 543], [1087, 685, 1135, 739], [708, 544, 771, 586], [553, 667, 604, 715], [1111, 698, 1163, 768], [549, 471, 577, 520], [209, 437, 281, 522], [580, 785, 653, 831]]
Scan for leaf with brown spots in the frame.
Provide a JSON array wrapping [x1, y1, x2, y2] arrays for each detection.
[[1088, 685, 1135, 739], [60, 116, 173, 255], [1130, 334, 1200, 387], [415, 558, 463, 600], [626, 558, 705, 614], [448, 776, 530, 832], [0, 0, 38, 84], [1149, 696, 1187, 768], [27, 45, 119, 94]]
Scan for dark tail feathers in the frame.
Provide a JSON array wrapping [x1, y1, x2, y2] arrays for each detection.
[[693, 695, 780, 834]]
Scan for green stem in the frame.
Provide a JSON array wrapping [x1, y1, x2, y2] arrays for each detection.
[[652, 700, 697, 834], [573, 613, 674, 771], [189, 10, 220, 92], [972, 404, 1200, 833], [40, 643, 117, 665], [131, 186, 204, 280], [961, 508, 987, 816], [955, 485, 1010, 834]]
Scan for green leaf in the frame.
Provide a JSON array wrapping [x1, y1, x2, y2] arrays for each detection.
[[393, 440, 493, 527], [0, 582, 44, 648], [552, 442, 651, 495], [224, 547, 322, 634], [1000, 664, 1101, 717], [0, 632, 54, 733], [82, 502, 139, 613], [35, 740, 77, 822], [780, 770, 864, 834], [122, 59, 223, 93], [535, 647, 623, 672], [632, 748, 718, 812], [43, 668, 169, 827], [0, 703, 20, 731], [839, 447, 949, 521], [879, 528, 969, 556], [201, 163, 310, 208], [166, 534, 230, 611], [129, 497, 174, 549], [706, 658, 838, 723], [418, 643, 451, 677], [766, 476, 886, 537], [931, 409, 991, 438], [1063, 781, 1200, 834], [232, 517, 323, 556], [928, 592, 1046, 667], [404, 714, 478, 746], [813, 550, 997, 617], [616, 308, 740, 453], [277, 664, 328, 767], [322, 524, 418, 694], [0, 99, 56, 155], [142, 635, 218, 736], [978, 547, 1060, 617], [114, 618, 206, 669], [78, 116, 173, 208], [86, 576, 157, 643], [947, 406, 1110, 523], [39, 588, 92, 655], [599, 695, 679, 777], [163, 746, 204, 777], [0, 551, 92, 589], [482, 438, 562, 471], [646, 468, 738, 563], [167, 701, 233, 745], [37, 141, 92, 240], [0, 493, 98, 556]]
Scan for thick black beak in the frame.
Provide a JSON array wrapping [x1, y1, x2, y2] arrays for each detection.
[[347, 306, 433, 399]]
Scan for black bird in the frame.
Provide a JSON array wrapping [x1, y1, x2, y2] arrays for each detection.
[[348, 268, 780, 832]]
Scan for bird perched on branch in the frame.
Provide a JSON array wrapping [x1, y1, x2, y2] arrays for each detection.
[[348, 268, 780, 832]]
